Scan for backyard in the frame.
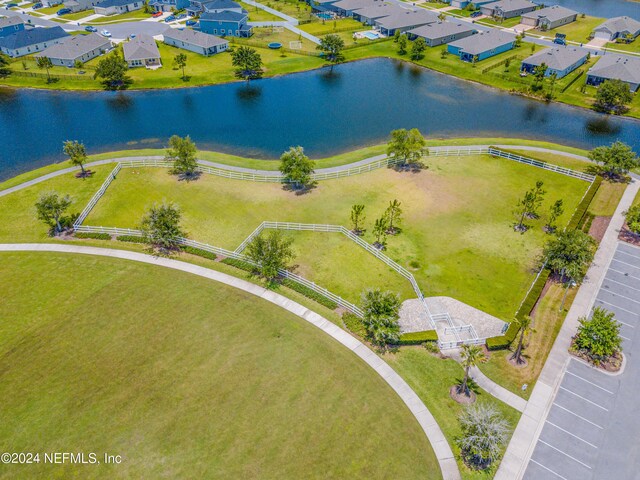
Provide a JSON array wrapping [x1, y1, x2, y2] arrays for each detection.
[[0, 251, 440, 479]]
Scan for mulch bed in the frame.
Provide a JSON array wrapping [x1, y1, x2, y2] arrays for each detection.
[[619, 224, 640, 247], [588, 216, 611, 243], [569, 344, 623, 373], [449, 385, 476, 405]]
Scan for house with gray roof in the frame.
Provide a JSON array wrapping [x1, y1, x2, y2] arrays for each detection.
[[94, 0, 143, 15], [0, 26, 69, 58], [586, 54, 640, 92], [448, 29, 516, 62], [521, 5, 577, 30], [480, 0, 536, 19], [520, 46, 588, 78], [374, 8, 439, 36], [592, 16, 640, 42], [330, 0, 377, 17], [35, 33, 111, 67], [64, 0, 102, 12], [351, 2, 399, 24], [0, 16, 24, 39], [407, 21, 475, 47], [123, 34, 161, 68], [163, 28, 228, 56]]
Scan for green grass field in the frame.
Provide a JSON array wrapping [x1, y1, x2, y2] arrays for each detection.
[[0, 252, 440, 479], [551, 15, 603, 43], [81, 154, 588, 318]]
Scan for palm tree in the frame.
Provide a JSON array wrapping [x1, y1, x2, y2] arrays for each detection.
[[510, 316, 532, 365], [459, 344, 486, 396]]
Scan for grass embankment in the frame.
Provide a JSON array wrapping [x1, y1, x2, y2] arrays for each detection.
[[0, 251, 440, 479]]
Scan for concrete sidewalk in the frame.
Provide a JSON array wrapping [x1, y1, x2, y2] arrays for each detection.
[[495, 174, 640, 480]]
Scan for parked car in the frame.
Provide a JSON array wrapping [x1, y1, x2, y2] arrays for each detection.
[[151, 11, 162, 17], [84, 25, 97, 32], [164, 15, 175, 22], [56, 7, 71, 15], [185, 19, 196, 26], [176, 13, 186, 19], [32, 2, 43, 8], [100, 29, 111, 37], [469, 11, 481, 18], [6, 3, 18, 7]]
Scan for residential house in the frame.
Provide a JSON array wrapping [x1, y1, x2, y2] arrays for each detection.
[[0, 26, 69, 58], [64, 0, 102, 12], [447, 29, 516, 61], [449, 0, 495, 11], [307, 0, 340, 13], [163, 27, 228, 55], [94, 0, 143, 16], [586, 54, 640, 92], [374, 9, 439, 36], [351, 3, 400, 25], [149, 0, 190, 13], [35, 33, 111, 67], [0, 16, 24, 39], [592, 16, 640, 42], [521, 5, 577, 31], [407, 21, 475, 47], [479, 0, 536, 19], [187, 0, 242, 15], [330, 0, 377, 18], [122, 33, 161, 67], [41, 0, 64, 6], [520, 46, 588, 78], [198, 10, 252, 37]]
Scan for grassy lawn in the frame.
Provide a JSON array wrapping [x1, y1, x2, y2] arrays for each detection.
[[605, 39, 639, 54], [238, 0, 282, 21], [550, 15, 603, 43], [385, 348, 521, 479], [299, 17, 364, 35], [261, 0, 314, 21], [81, 154, 588, 320], [479, 16, 522, 28], [237, 26, 318, 52], [35, 4, 62, 13], [0, 251, 440, 479], [88, 9, 153, 24], [61, 9, 95, 20]]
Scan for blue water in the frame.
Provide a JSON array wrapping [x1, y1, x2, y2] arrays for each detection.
[[1, 58, 639, 180], [536, 0, 639, 20]]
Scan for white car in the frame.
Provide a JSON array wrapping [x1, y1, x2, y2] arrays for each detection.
[[100, 29, 112, 37]]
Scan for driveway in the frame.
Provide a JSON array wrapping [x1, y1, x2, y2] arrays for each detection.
[[523, 242, 640, 480]]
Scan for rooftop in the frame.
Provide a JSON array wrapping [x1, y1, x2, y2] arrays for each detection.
[[331, 0, 379, 12], [163, 27, 228, 48], [0, 15, 24, 29], [375, 8, 439, 30], [482, 0, 536, 12], [595, 16, 640, 35], [34, 32, 110, 60], [522, 46, 588, 70], [122, 33, 160, 61], [202, 0, 241, 10], [449, 28, 515, 54], [199, 10, 248, 22], [588, 54, 640, 85], [352, 2, 402, 19], [95, 0, 140, 8], [521, 5, 577, 22], [0, 26, 69, 50], [408, 21, 475, 40]]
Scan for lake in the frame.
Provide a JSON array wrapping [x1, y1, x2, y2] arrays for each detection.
[[1, 58, 639, 181], [536, 0, 639, 20]]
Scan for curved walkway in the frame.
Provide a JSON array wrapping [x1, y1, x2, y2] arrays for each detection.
[[0, 145, 592, 199], [0, 243, 461, 480]]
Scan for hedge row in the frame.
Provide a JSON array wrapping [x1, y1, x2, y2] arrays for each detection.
[[566, 176, 603, 231], [486, 321, 521, 350], [180, 245, 217, 261], [281, 278, 338, 310], [342, 312, 367, 338], [75, 232, 111, 240], [221, 257, 255, 273], [116, 235, 146, 243], [393, 330, 438, 345]]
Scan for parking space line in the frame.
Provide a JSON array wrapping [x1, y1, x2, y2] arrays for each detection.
[[621, 334, 632, 341], [602, 290, 640, 306], [529, 459, 569, 480], [617, 250, 640, 262], [538, 440, 592, 469], [612, 258, 640, 271], [608, 267, 640, 282], [603, 277, 640, 293], [554, 403, 603, 429], [594, 299, 638, 318], [565, 371, 615, 394], [545, 420, 599, 448], [559, 386, 609, 411]]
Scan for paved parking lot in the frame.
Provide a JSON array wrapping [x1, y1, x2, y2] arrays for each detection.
[[524, 242, 640, 480]]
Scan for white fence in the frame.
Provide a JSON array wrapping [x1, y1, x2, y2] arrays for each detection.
[[487, 148, 595, 182], [73, 163, 121, 228]]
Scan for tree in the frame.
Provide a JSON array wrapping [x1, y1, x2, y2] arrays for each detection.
[[36, 56, 53, 82], [543, 229, 596, 310], [573, 307, 622, 364], [62, 140, 88, 176], [350, 204, 366, 234], [0, 52, 11, 77], [94, 52, 130, 90], [530, 180, 546, 218], [457, 404, 509, 469], [317, 34, 344, 70], [140, 202, 184, 251], [625, 204, 640, 235], [393, 29, 401, 42], [510, 315, 532, 365], [594, 79, 633, 114], [397, 34, 408, 55], [588, 141, 639, 179], [533, 62, 547, 84], [411, 37, 426, 60], [231, 46, 263, 81], [458, 344, 486, 397], [546, 199, 564, 232], [166, 135, 198, 179], [245, 230, 295, 282], [173, 52, 188, 79], [386, 128, 428, 168], [372, 216, 388, 248], [514, 180, 544, 231], [279, 146, 315, 190], [360, 288, 401, 348], [504, 57, 511, 72], [35, 192, 72, 234], [385, 199, 402, 234]]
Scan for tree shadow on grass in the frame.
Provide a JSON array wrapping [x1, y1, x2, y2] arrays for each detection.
[[282, 182, 317, 196]]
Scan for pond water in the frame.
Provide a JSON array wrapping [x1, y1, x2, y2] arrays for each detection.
[[1, 58, 639, 180], [536, 0, 639, 20]]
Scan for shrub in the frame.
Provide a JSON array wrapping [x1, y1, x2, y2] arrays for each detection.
[[566, 176, 602, 231], [342, 312, 367, 338], [486, 320, 521, 350], [180, 245, 217, 261], [75, 232, 111, 240], [116, 235, 147, 243], [393, 330, 438, 345], [281, 278, 338, 310], [221, 257, 256, 273], [572, 307, 622, 364], [626, 204, 640, 234]]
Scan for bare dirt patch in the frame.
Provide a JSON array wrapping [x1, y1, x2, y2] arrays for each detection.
[[449, 385, 476, 405], [589, 216, 611, 243]]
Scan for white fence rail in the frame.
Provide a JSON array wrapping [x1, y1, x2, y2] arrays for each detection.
[[487, 148, 595, 182], [73, 163, 121, 228]]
